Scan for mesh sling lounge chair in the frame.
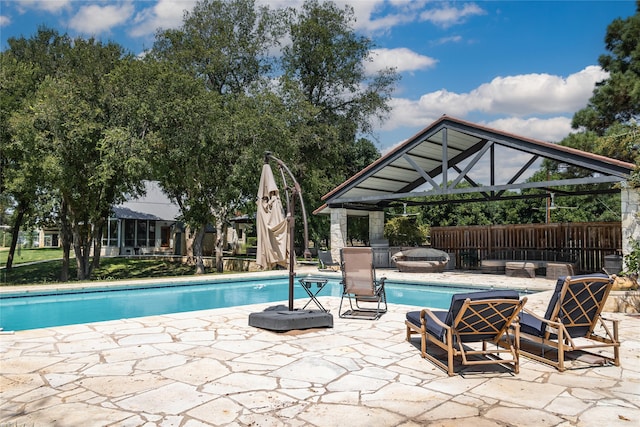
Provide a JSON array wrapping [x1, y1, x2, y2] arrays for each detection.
[[515, 274, 620, 371], [339, 247, 387, 320], [406, 290, 527, 376], [318, 250, 340, 271]]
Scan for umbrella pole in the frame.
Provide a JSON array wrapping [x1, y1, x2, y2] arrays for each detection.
[[265, 152, 311, 312], [288, 198, 295, 311]]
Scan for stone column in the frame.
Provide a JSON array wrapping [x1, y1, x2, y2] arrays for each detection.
[[621, 187, 640, 270], [369, 211, 385, 243], [330, 208, 347, 262]]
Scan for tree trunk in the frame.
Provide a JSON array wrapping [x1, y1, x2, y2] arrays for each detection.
[[72, 223, 92, 280], [59, 200, 73, 282], [215, 220, 225, 273], [73, 227, 86, 280], [184, 225, 196, 265], [5, 201, 26, 271], [193, 226, 206, 274], [91, 221, 104, 272]]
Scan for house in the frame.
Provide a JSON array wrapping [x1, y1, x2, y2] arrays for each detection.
[[103, 181, 181, 256], [38, 181, 254, 257]]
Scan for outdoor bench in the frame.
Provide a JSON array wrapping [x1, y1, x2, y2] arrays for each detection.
[[480, 250, 578, 278]]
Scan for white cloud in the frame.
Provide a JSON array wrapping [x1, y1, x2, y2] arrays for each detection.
[[349, 1, 417, 33], [68, 3, 135, 34], [16, 0, 71, 14], [484, 116, 575, 143], [420, 3, 486, 28], [432, 35, 463, 45], [378, 66, 606, 146], [366, 47, 437, 74], [382, 66, 608, 131], [0, 15, 10, 27], [130, 0, 198, 38], [473, 66, 608, 116]]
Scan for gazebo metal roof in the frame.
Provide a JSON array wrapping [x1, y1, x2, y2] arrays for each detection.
[[316, 115, 635, 215]]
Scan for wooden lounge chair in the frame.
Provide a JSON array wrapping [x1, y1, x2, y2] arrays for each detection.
[[339, 247, 387, 320], [515, 274, 620, 371], [318, 250, 340, 271], [406, 290, 527, 376]]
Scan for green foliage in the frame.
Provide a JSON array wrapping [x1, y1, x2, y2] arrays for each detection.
[[347, 216, 369, 245], [4, 28, 151, 278], [279, 0, 397, 244], [573, 2, 640, 134], [152, 0, 284, 95], [625, 238, 640, 275], [569, 4, 640, 189], [384, 216, 429, 246]]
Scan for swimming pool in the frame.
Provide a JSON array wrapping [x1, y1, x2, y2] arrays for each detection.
[[0, 276, 501, 331]]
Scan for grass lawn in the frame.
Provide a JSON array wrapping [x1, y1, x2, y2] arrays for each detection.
[[0, 250, 220, 286], [0, 247, 64, 265], [0, 247, 300, 286]]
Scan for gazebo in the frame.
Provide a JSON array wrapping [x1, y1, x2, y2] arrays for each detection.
[[314, 116, 638, 270]]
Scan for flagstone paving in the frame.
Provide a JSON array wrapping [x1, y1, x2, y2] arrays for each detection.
[[1, 270, 639, 426]]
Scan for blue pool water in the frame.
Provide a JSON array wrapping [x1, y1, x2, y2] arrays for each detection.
[[0, 277, 495, 331]]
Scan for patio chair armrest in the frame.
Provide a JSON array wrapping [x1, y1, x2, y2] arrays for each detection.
[[600, 315, 620, 324], [374, 277, 386, 291], [514, 296, 528, 322], [524, 307, 560, 326], [522, 307, 548, 322], [599, 315, 621, 335], [523, 306, 567, 336], [420, 308, 450, 330]]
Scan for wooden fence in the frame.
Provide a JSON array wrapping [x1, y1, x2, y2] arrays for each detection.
[[430, 222, 622, 273]]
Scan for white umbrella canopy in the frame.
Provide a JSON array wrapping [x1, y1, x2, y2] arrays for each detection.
[[256, 163, 289, 269]]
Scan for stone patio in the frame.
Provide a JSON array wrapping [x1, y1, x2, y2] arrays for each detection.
[[1, 269, 639, 426]]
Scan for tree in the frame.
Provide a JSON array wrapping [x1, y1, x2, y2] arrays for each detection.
[[279, 0, 398, 243], [0, 27, 72, 271], [1, 55, 39, 269], [573, 1, 640, 135], [152, 0, 285, 94], [9, 36, 149, 280], [150, 0, 292, 273]]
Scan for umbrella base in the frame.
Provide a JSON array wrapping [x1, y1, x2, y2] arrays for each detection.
[[249, 305, 334, 331]]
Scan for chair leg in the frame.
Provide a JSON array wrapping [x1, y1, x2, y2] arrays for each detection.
[[613, 320, 620, 367], [446, 331, 454, 376], [557, 328, 565, 372], [514, 325, 520, 374]]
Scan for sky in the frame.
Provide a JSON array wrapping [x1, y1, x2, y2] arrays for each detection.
[[1, 0, 637, 154]]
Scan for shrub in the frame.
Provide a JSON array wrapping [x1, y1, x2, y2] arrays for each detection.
[[624, 238, 640, 276], [384, 217, 429, 246]]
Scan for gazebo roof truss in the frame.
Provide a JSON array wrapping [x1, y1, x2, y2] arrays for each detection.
[[319, 116, 634, 214]]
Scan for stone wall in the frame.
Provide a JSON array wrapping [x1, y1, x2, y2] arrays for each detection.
[[621, 187, 640, 271]]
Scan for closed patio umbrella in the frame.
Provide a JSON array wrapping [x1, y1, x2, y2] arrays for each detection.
[[256, 163, 288, 269], [249, 152, 329, 327]]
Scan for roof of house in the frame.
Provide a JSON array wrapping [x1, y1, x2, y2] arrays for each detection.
[[113, 181, 181, 221]]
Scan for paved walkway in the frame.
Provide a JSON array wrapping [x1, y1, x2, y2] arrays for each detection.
[[1, 270, 639, 426]]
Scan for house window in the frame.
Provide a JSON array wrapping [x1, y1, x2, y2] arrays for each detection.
[[149, 222, 156, 247], [102, 218, 118, 247], [108, 220, 118, 246], [161, 226, 171, 247], [137, 220, 147, 247], [124, 219, 135, 247]]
